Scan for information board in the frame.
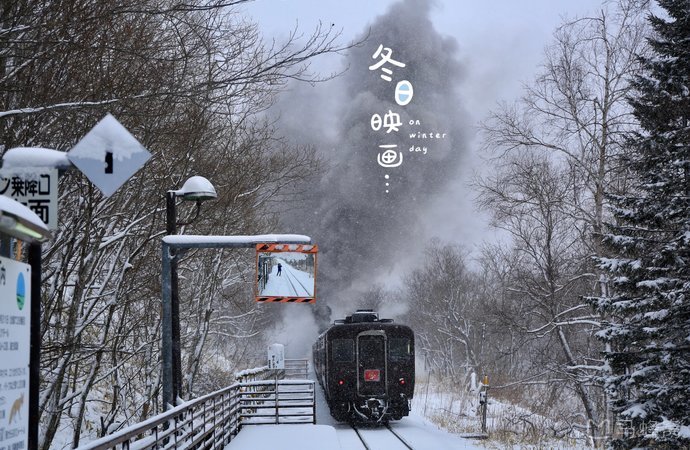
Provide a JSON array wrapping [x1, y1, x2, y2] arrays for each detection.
[[268, 344, 285, 370], [0, 256, 30, 450]]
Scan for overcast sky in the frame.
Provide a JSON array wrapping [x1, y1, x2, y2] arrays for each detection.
[[241, 0, 609, 281], [243, 0, 606, 117]]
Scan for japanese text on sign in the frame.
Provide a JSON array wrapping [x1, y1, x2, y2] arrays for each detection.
[[0, 169, 58, 229]]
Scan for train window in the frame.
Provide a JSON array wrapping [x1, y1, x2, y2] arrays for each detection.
[[332, 339, 354, 363], [389, 338, 411, 361]]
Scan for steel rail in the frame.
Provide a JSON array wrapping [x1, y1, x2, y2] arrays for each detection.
[[284, 266, 311, 296], [351, 424, 372, 450], [350, 423, 416, 450], [385, 423, 415, 449], [282, 266, 310, 297]]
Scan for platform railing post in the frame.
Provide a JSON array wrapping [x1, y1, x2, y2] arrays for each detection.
[[275, 374, 279, 424], [312, 382, 316, 424]]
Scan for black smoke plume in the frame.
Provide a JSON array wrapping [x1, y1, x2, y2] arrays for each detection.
[[276, 0, 469, 330]]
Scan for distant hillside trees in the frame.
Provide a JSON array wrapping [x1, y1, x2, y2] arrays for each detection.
[[404, 242, 486, 382]]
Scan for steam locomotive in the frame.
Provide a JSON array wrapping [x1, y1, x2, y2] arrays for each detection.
[[312, 310, 415, 423]]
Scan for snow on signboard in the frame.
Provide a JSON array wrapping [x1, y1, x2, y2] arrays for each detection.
[[67, 114, 151, 197], [0, 255, 31, 450]]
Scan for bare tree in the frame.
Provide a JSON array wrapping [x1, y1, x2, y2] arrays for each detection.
[[404, 242, 485, 384], [477, 2, 649, 443], [481, 0, 647, 257], [477, 152, 605, 444], [0, 1, 351, 448]]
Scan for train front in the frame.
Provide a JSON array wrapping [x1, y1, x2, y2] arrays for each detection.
[[323, 310, 415, 423]]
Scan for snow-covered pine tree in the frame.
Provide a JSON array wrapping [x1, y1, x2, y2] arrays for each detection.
[[595, 1, 690, 448]]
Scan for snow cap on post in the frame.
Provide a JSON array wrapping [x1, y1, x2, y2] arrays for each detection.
[[1, 147, 72, 171]]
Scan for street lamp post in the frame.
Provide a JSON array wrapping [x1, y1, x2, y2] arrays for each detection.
[[161, 233, 312, 408], [163, 176, 216, 408]]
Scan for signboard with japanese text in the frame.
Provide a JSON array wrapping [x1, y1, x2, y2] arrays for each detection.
[[0, 169, 58, 229], [267, 343, 285, 370], [0, 255, 30, 450]]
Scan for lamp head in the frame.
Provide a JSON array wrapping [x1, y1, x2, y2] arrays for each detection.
[[174, 176, 217, 202], [0, 195, 51, 243]]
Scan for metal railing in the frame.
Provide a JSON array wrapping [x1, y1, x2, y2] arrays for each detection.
[[76, 378, 315, 450], [284, 359, 309, 379], [234, 365, 279, 383], [240, 379, 315, 425], [234, 359, 309, 381]]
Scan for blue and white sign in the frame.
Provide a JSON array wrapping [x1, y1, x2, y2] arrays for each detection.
[[0, 256, 31, 450], [68, 114, 151, 197]]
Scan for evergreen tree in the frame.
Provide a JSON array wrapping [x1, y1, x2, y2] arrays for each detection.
[[595, 1, 690, 447]]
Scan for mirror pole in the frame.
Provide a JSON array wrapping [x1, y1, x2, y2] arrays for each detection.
[[165, 191, 182, 404], [161, 241, 173, 409]]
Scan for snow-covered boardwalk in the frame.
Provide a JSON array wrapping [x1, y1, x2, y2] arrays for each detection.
[[225, 368, 484, 450], [226, 412, 484, 449]]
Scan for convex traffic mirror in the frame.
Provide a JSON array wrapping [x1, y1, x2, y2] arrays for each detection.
[[255, 243, 318, 303]]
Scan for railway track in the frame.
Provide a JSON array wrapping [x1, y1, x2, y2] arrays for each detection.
[[350, 423, 415, 450], [283, 266, 311, 296]]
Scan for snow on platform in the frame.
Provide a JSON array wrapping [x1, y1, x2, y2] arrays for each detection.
[[225, 424, 339, 450], [390, 413, 484, 449]]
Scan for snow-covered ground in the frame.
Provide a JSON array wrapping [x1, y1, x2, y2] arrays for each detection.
[[226, 381, 485, 450], [413, 378, 589, 449], [225, 360, 488, 449], [226, 424, 341, 450], [311, 364, 484, 449]]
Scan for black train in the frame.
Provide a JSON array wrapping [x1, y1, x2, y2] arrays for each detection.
[[313, 310, 415, 423]]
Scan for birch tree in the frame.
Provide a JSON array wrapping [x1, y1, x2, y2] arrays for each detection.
[[477, 1, 649, 443], [481, 0, 647, 257], [477, 152, 604, 443]]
